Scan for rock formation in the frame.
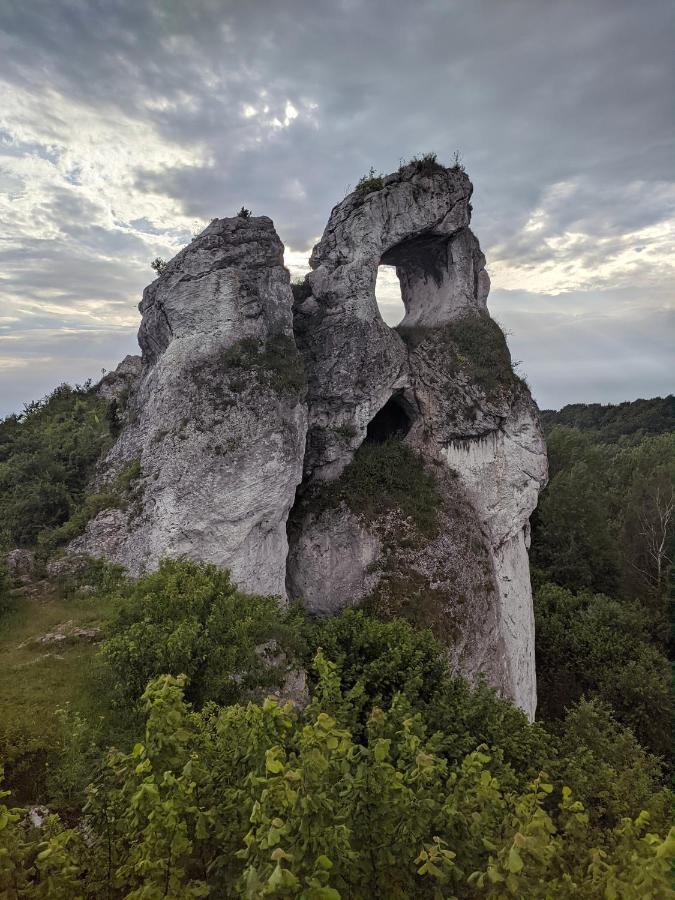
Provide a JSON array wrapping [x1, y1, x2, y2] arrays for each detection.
[[70, 215, 307, 597], [68, 159, 547, 718]]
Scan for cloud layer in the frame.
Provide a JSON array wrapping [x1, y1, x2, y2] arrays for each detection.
[[1, 0, 673, 415]]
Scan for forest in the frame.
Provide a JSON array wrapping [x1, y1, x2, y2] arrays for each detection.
[[0, 388, 672, 897]]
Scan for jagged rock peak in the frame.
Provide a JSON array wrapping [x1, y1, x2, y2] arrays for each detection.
[[70, 213, 307, 597], [308, 159, 489, 328], [64, 161, 547, 720], [139, 215, 292, 366]]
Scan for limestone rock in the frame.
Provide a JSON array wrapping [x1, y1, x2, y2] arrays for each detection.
[[288, 160, 547, 717], [286, 507, 382, 615], [62, 159, 547, 718], [294, 161, 479, 483], [5, 548, 34, 579], [96, 354, 142, 403], [71, 216, 308, 597]]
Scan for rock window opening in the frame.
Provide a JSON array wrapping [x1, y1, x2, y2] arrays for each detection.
[[366, 394, 413, 444], [375, 264, 405, 326]]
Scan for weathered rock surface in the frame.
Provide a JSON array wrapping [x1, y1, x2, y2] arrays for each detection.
[[65, 159, 547, 718], [288, 160, 547, 717], [286, 507, 382, 614], [96, 354, 142, 403], [72, 216, 307, 597]]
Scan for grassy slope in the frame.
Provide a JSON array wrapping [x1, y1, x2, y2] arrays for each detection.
[[0, 584, 117, 801]]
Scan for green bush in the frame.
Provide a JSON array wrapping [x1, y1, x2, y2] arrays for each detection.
[[315, 438, 441, 538], [399, 312, 522, 402], [355, 166, 384, 193], [2, 666, 672, 898], [553, 699, 669, 831], [0, 562, 15, 619], [221, 334, 305, 397], [100, 559, 301, 708], [403, 151, 447, 176]]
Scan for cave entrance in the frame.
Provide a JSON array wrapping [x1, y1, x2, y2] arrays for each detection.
[[375, 264, 405, 326], [366, 393, 414, 444]]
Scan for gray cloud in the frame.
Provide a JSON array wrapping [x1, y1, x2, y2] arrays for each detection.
[[0, 0, 673, 416]]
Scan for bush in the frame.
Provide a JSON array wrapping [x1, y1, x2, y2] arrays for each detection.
[[221, 334, 305, 397], [0, 562, 15, 618], [403, 151, 446, 176], [399, 312, 522, 403], [315, 438, 441, 538], [100, 559, 301, 708], [2, 666, 671, 898], [355, 166, 384, 193], [553, 699, 669, 831], [150, 256, 167, 274]]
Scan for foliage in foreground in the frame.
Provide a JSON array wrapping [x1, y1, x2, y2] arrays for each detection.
[[1, 664, 672, 899]]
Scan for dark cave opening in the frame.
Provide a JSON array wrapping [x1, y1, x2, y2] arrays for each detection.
[[366, 394, 413, 443]]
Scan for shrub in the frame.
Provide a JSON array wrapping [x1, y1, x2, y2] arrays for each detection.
[[403, 151, 446, 176], [355, 166, 384, 193], [3, 666, 672, 898], [398, 312, 521, 402], [0, 561, 15, 618], [553, 699, 669, 831], [534, 581, 670, 758], [100, 559, 301, 708], [0, 384, 114, 549], [37, 458, 142, 556], [290, 277, 312, 302], [221, 334, 305, 397], [314, 438, 441, 538], [150, 256, 167, 274], [237, 206, 251, 218]]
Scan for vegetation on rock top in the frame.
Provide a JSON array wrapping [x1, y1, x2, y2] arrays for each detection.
[[311, 438, 441, 539], [221, 334, 306, 397], [399, 311, 524, 402]]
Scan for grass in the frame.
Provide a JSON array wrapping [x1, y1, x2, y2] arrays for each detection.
[[221, 334, 305, 397], [0, 571, 122, 803], [312, 438, 441, 539]]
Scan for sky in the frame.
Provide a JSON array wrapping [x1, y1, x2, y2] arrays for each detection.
[[0, 0, 673, 417]]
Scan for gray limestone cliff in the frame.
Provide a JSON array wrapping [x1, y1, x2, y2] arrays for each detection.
[[70, 215, 307, 597], [66, 160, 547, 719], [289, 159, 547, 718]]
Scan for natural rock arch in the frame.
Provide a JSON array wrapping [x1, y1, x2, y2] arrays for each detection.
[[66, 158, 547, 719]]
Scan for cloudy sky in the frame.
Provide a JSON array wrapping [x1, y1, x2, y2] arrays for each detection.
[[1, 0, 672, 416]]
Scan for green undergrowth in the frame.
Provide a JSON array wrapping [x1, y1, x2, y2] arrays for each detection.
[[0, 572, 123, 804], [0, 383, 116, 550], [310, 438, 442, 539], [36, 457, 142, 557], [399, 312, 524, 402], [221, 334, 305, 396], [355, 166, 384, 193]]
